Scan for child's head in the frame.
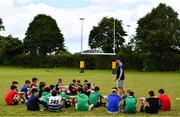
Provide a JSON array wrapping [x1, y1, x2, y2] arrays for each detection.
[[82, 85, 88, 91], [149, 90, 155, 97], [94, 86, 100, 92], [32, 88, 38, 97], [158, 89, 165, 95], [126, 89, 132, 95], [10, 85, 17, 90], [12, 81, 18, 87], [32, 77, 38, 84], [111, 87, 118, 94], [77, 80, 81, 84], [84, 80, 88, 83], [25, 80, 31, 86], [129, 91, 134, 96], [72, 79, 76, 84], [51, 90, 58, 96], [58, 79, 62, 83], [115, 57, 122, 63], [44, 87, 51, 93], [49, 84, 55, 91], [39, 81, 46, 90]]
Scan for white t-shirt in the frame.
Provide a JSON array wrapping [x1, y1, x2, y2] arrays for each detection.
[[48, 96, 62, 111]]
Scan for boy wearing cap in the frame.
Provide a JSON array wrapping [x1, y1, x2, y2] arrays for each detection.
[[107, 87, 121, 113], [114, 57, 125, 95]]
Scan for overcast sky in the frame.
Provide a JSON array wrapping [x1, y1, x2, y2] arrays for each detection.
[[0, 0, 180, 53]]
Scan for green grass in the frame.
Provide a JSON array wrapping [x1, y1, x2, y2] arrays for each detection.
[[0, 67, 180, 116]]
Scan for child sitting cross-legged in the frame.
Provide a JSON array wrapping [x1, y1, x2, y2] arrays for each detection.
[[140, 90, 161, 114], [40, 87, 51, 104], [59, 88, 76, 108], [31, 77, 38, 88], [55, 78, 64, 91], [38, 81, 46, 98], [122, 89, 137, 114], [27, 88, 48, 111], [48, 90, 62, 112], [89, 86, 106, 107], [20, 80, 31, 99], [75, 89, 93, 111], [107, 87, 121, 113], [158, 89, 171, 111], [5, 85, 24, 105]]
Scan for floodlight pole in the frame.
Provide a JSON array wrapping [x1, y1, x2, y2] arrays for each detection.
[[113, 18, 116, 54], [127, 25, 131, 40], [80, 18, 85, 54], [80, 18, 85, 73]]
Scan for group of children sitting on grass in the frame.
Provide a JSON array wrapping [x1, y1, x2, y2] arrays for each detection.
[[5, 77, 171, 114]]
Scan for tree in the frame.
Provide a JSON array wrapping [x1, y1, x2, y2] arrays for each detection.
[[55, 50, 72, 56], [135, 3, 180, 71], [0, 18, 5, 31], [0, 35, 23, 65], [89, 17, 126, 53], [23, 14, 65, 55]]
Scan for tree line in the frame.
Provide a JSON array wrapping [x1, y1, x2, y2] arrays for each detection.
[[0, 3, 179, 71]]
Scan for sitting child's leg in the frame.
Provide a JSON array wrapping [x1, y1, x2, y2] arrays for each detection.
[[140, 98, 146, 112], [39, 100, 48, 110]]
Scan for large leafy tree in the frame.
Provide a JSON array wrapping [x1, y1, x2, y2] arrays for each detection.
[[24, 14, 65, 55], [135, 3, 180, 71], [0, 35, 23, 65], [89, 17, 126, 53], [0, 18, 5, 31]]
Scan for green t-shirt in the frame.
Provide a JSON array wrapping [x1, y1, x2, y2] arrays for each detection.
[[58, 92, 71, 108], [125, 96, 137, 113], [40, 92, 51, 103], [76, 94, 90, 111], [89, 91, 101, 106]]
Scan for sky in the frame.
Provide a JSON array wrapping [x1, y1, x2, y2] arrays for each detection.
[[0, 0, 180, 53]]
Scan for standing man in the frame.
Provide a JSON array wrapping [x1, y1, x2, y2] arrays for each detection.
[[114, 57, 125, 95]]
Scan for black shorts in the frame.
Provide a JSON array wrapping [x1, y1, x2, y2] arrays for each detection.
[[145, 106, 158, 114]]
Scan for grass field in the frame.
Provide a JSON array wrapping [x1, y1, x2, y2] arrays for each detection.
[[0, 67, 180, 116]]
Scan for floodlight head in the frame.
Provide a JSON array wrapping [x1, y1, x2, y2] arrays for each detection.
[[80, 18, 85, 20], [127, 25, 131, 27]]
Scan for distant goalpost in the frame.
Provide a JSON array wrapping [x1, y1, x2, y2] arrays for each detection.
[[79, 18, 117, 73]]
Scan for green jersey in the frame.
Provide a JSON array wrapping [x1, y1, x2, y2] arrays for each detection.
[[76, 94, 90, 111], [125, 96, 137, 113], [89, 91, 102, 106], [59, 92, 71, 108], [40, 92, 51, 103]]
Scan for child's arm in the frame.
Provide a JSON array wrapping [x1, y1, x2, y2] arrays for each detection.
[[121, 99, 125, 112], [18, 92, 25, 95], [70, 96, 76, 99]]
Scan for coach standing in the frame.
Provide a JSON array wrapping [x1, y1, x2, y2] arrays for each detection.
[[114, 57, 125, 95]]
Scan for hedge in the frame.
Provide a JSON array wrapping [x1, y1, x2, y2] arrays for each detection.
[[1, 53, 178, 71], [10, 54, 116, 69]]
